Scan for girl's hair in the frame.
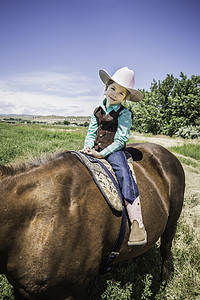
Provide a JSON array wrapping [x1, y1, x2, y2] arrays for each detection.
[[105, 79, 115, 88], [105, 80, 130, 99]]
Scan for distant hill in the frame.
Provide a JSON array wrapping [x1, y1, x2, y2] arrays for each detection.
[[0, 114, 91, 125], [0, 114, 36, 118]]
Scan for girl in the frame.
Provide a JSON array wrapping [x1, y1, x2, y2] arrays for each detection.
[[81, 67, 147, 246]]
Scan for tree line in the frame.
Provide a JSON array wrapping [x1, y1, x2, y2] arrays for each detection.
[[126, 73, 200, 137]]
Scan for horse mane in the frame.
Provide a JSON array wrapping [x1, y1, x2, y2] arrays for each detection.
[[0, 151, 70, 178]]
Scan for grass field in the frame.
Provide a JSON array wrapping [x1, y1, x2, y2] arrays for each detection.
[[0, 123, 87, 165], [169, 143, 200, 161], [0, 123, 199, 299]]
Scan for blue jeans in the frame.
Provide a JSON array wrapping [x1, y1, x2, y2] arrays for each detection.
[[106, 150, 139, 204]]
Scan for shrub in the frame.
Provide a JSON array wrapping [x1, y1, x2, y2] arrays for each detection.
[[175, 125, 200, 139]]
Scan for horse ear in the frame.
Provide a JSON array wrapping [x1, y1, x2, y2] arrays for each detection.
[[0, 165, 13, 178], [0, 165, 5, 178]]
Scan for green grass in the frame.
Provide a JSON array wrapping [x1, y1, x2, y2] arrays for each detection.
[[0, 123, 87, 165], [175, 156, 200, 170], [128, 138, 147, 144], [165, 219, 200, 299], [169, 143, 200, 161], [0, 123, 199, 299]]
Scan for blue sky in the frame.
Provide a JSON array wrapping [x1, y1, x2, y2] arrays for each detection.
[[0, 0, 199, 116]]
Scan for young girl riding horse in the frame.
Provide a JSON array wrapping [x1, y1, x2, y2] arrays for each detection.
[[81, 67, 147, 245]]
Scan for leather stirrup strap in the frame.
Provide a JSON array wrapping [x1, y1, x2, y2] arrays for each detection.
[[99, 203, 127, 274]]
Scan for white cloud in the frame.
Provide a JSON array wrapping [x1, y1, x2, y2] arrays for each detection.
[[0, 70, 104, 116]]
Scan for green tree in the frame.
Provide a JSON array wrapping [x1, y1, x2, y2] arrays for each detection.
[[127, 73, 200, 136], [63, 120, 70, 125]]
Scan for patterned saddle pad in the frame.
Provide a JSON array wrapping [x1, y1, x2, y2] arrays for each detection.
[[71, 151, 137, 212]]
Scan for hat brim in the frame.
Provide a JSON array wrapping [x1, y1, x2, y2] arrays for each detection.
[[99, 69, 143, 102]]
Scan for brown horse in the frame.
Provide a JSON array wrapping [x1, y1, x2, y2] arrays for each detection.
[[0, 143, 185, 300]]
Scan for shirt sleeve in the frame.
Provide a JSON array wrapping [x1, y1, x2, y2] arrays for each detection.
[[84, 113, 98, 148], [100, 108, 132, 158]]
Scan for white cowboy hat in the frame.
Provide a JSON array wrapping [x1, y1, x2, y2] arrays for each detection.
[[99, 67, 143, 102]]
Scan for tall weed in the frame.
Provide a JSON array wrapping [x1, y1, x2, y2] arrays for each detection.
[[165, 219, 200, 299]]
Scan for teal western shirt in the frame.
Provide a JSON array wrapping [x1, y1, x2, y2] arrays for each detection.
[[84, 99, 132, 158]]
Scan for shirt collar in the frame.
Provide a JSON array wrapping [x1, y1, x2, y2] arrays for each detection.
[[101, 98, 122, 113]]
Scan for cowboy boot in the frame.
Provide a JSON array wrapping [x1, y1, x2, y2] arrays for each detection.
[[125, 197, 147, 246]]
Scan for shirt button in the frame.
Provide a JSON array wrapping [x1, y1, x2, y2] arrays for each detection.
[[98, 142, 101, 146]]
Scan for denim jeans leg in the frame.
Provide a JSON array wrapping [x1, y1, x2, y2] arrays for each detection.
[[106, 151, 139, 204]]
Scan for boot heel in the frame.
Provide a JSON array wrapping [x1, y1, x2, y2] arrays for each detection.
[[128, 220, 147, 246]]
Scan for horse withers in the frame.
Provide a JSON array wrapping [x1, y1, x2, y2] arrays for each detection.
[[0, 143, 185, 299]]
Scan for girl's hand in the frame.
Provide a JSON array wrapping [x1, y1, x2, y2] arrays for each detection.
[[80, 147, 103, 159], [87, 148, 103, 158], [80, 147, 91, 154]]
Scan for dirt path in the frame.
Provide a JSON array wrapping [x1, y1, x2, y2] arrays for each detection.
[[182, 163, 200, 234], [130, 133, 185, 147]]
